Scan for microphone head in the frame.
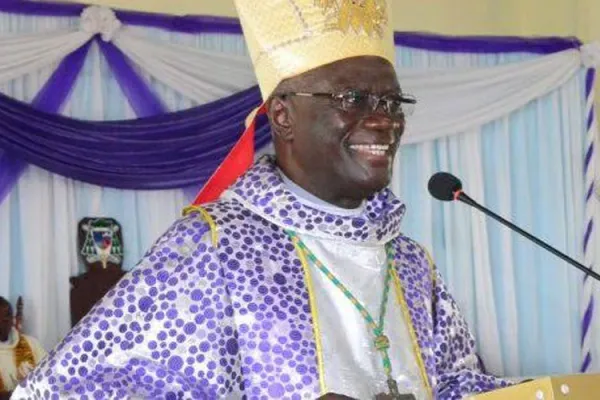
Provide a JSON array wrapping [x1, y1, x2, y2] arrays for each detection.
[[428, 172, 463, 201]]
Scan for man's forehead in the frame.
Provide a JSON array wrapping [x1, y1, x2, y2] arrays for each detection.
[[300, 56, 398, 89]]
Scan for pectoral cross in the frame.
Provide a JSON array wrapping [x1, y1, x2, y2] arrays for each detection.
[[386, 378, 416, 400]]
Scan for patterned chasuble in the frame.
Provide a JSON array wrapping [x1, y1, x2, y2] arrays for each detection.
[[14, 157, 512, 400]]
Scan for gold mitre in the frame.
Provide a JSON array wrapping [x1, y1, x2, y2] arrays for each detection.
[[234, 0, 395, 100]]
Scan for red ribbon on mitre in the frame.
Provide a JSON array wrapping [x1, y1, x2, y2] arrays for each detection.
[[192, 103, 267, 205]]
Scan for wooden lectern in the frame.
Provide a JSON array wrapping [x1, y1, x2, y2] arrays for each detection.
[[469, 374, 600, 399]]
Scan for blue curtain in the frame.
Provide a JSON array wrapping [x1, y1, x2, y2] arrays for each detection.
[[395, 49, 585, 376]]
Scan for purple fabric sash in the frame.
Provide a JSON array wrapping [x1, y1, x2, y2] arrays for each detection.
[[0, 39, 91, 204]]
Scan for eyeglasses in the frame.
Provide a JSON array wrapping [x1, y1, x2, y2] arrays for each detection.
[[279, 89, 416, 117]]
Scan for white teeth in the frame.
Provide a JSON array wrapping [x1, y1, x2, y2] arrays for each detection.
[[349, 144, 391, 156], [350, 144, 390, 150]]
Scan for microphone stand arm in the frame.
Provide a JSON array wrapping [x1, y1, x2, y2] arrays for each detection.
[[457, 192, 600, 283]]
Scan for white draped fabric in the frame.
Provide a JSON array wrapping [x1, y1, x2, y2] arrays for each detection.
[[0, 6, 597, 378], [0, 29, 89, 84], [0, 6, 598, 142], [115, 31, 256, 102], [400, 45, 597, 142]]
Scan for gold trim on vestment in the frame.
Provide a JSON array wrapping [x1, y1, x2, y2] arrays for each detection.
[[391, 269, 434, 399], [291, 239, 328, 395], [182, 205, 218, 248]]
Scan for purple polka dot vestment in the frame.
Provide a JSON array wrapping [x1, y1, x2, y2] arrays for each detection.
[[15, 157, 511, 399]]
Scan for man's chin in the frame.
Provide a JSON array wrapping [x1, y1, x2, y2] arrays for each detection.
[[340, 157, 393, 198], [352, 176, 391, 199]]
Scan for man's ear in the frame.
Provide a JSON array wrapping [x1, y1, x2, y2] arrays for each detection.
[[267, 96, 294, 142]]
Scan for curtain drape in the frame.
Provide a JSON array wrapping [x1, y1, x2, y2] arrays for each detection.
[[0, 9, 594, 191], [393, 47, 587, 377]]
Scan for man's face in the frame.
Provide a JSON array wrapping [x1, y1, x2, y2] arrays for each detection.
[[278, 56, 406, 205], [0, 304, 13, 342]]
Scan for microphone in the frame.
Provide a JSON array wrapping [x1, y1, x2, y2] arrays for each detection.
[[428, 172, 600, 283]]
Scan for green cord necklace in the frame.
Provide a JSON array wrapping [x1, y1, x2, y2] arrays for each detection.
[[287, 230, 416, 400]]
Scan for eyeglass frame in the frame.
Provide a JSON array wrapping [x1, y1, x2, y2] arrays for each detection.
[[276, 89, 416, 117]]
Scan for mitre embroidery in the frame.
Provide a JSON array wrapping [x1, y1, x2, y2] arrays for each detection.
[[315, 0, 388, 37]]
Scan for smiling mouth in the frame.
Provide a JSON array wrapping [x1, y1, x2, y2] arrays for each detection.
[[348, 144, 393, 157]]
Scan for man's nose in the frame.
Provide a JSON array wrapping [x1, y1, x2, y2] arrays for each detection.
[[363, 111, 397, 132]]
